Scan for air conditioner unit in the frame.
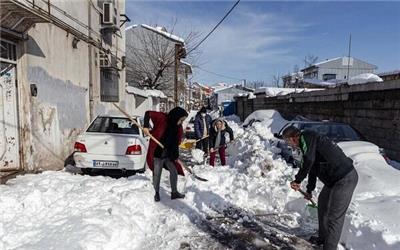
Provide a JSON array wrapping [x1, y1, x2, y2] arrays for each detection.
[[102, 3, 114, 25]]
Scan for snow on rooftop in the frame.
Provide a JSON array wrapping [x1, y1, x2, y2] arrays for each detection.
[[125, 86, 148, 97], [146, 89, 167, 98], [140, 24, 185, 43]]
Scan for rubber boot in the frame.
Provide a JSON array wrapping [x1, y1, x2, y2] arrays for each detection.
[[171, 191, 185, 200], [154, 191, 160, 202]]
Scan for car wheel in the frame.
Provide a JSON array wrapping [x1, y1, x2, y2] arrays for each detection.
[[81, 168, 93, 175]]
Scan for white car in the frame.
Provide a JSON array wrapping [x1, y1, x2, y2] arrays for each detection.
[[73, 115, 148, 174]]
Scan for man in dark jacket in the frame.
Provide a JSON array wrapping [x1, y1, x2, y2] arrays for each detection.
[[194, 107, 212, 154], [209, 118, 234, 166], [282, 126, 358, 250]]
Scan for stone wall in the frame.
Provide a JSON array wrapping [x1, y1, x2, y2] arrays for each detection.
[[235, 80, 400, 161]]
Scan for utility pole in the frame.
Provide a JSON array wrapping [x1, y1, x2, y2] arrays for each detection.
[[174, 44, 179, 107], [346, 33, 352, 82]]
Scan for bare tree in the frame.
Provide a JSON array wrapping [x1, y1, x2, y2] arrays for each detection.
[[125, 21, 201, 92], [304, 54, 319, 68], [248, 80, 267, 89], [272, 73, 281, 87]]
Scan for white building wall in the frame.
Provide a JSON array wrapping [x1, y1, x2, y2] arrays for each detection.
[[12, 0, 126, 171]]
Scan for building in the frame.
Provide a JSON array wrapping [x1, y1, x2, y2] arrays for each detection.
[[282, 72, 304, 88], [378, 70, 400, 82], [125, 24, 191, 108], [186, 82, 212, 110], [0, 0, 127, 175], [301, 56, 377, 81], [209, 85, 253, 112]]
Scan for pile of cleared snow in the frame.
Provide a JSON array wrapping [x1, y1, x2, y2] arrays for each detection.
[[337, 141, 400, 249], [348, 73, 383, 85], [243, 109, 289, 134]]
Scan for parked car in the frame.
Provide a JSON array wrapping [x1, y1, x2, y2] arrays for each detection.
[[73, 115, 148, 174], [183, 110, 197, 139], [274, 120, 389, 166], [242, 110, 289, 134]]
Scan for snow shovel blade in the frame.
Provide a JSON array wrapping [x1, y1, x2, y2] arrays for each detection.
[[179, 140, 196, 150], [192, 174, 208, 182]]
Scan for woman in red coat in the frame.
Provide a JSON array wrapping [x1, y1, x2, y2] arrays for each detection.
[[143, 107, 188, 202]]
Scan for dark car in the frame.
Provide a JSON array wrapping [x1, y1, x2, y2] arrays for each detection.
[[274, 120, 388, 167]]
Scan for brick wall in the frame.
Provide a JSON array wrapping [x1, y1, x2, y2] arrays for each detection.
[[235, 80, 400, 161]]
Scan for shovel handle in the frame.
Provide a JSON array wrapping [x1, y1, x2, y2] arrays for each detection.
[[299, 188, 317, 207], [112, 103, 164, 149], [195, 135, 209, 143]]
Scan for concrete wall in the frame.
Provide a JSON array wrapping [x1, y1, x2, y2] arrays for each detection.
[[235, 80, 400, 161]]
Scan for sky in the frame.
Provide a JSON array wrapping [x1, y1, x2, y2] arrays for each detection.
[[125, 0, 400, 86]]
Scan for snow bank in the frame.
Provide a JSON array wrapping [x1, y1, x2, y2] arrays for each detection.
[[348, 73, 383, 85], [1, 119, 399, 249], [337, 142, 400, 249], [243, 109, 289, 134], [254, 87, 322, 97]]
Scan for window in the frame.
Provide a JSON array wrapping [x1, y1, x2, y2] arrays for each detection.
[[1, 40, 17, 62], [323, 74, 336, 81], [87, 117, 139, 134]]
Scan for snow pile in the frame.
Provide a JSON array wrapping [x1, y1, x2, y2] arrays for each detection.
[[243, 109, 289, 133], [1, 118, 399, 249], [190, 149, 205, 164], [223, 114, 241, 123], [337, 141, 400, 249], [348, 73, 383, 85]]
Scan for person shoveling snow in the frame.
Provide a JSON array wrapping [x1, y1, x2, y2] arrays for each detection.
[[209, 118, 234, 166], [143, 107, 189, 202], [282, 126, 358, 249]]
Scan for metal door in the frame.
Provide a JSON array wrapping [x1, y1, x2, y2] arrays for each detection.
[[0, 63, 20, 170]]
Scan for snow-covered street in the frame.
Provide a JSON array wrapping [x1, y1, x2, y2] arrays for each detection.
[[1, 119, 399, 250]]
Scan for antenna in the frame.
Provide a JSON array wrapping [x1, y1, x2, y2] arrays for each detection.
[[346, 33, 352, 81]]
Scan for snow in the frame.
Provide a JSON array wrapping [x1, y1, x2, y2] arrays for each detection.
[[191, 149, 205, 164], [1, 116, 399, 249], [146, 89, 167, 98], [140, 24, 185, 43], [348, 73, 383, 85], [254, 87, 322, 97], [337, 141, 400, 249], [242, 109, 289, 134], [125, 86, 149, 97]]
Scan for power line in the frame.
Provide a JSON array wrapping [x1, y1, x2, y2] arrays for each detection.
[[194, 66, 243, 81], [187, 0, 241, 55]]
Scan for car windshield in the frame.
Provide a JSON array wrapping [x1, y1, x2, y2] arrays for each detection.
[[87, 117, 140, 134], [301, 123, 361, 141]]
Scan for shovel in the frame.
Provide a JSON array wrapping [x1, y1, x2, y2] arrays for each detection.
[[113, 103, 208, 182], [299, 188, 318, 219], [179, 136, 209, 150]]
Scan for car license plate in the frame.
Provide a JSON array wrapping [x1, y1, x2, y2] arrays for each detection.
[[93, 160, 119, 168]]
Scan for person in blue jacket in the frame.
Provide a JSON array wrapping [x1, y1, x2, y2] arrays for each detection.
[[194, 107, 212, 154]]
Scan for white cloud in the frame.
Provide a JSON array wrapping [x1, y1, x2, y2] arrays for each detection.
[[125, 1, 311, 84]]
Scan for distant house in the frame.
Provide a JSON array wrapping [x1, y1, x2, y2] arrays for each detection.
[[282, 72, 304, 88], [125, 24, 189, 108], [301, 56, 377, 81], [378, 70, 400, 81], [210, 85, 253, 111], [187, 82, 213, 110]]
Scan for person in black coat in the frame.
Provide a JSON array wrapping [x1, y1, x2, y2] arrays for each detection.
[[194, 107, 212, 154], [209, 118, 234, 166], [283, 126, 358, 250]]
